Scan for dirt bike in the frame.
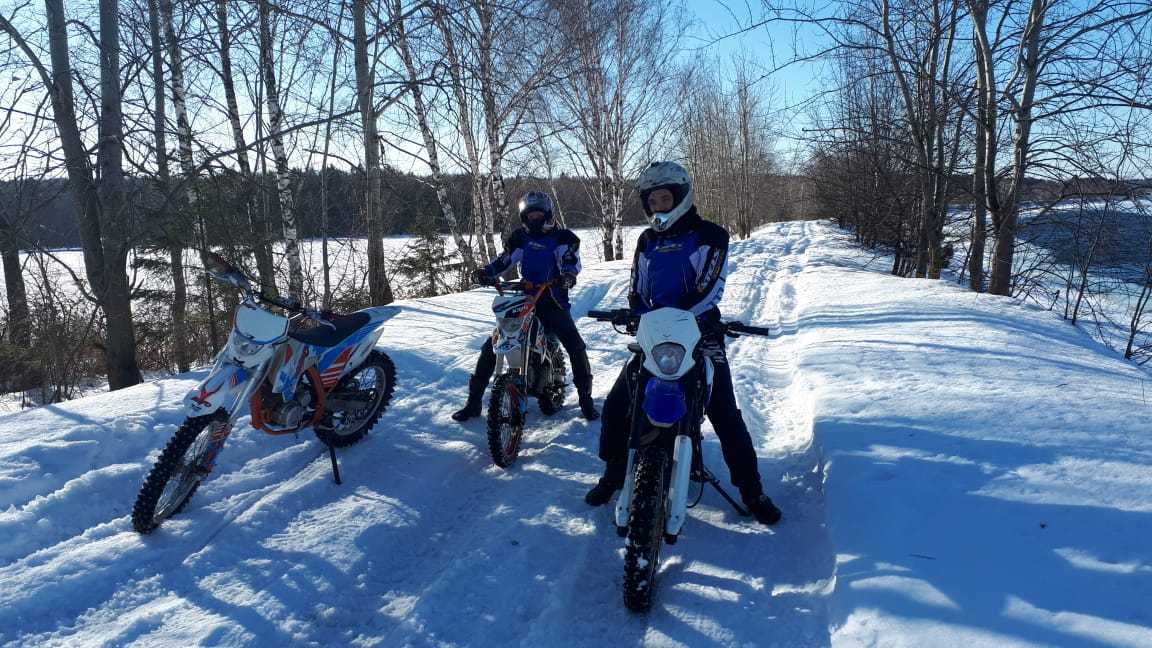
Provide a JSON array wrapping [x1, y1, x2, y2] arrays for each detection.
[[482, 279, 567, 467], [587, 307, 771, 612], [132, 254, 397, 534]]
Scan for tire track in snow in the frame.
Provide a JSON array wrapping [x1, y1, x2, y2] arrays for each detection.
[[3, 225, 836, 647], [722, 220, 833, 645]]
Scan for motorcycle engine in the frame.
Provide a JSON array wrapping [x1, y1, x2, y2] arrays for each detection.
[[265, 385, 313, 428]]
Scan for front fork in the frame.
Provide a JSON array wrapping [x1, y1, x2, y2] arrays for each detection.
[[613, 435, 693, 540], [615, 364, 702, 540], [185, 357, 271, 471]]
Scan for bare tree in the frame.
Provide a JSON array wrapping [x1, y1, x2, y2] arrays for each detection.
[[0, 0, 144, 388], [392, 0, 476, 272], [257, 0, 304, 300], [552, 0, 680, 260], [353, 0, 394, 305], [215, 0, 277, 297]]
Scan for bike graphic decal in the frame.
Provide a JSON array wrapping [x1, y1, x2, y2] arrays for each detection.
[[319, 346, 355, 388]]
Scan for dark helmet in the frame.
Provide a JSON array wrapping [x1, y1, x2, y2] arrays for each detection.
[[518, 191, 555, 234]]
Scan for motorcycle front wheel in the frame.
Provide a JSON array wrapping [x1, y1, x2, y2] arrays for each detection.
[[487, 374, 526, 468], [623, 444, 670, 612], [132, 411, 230, 534]]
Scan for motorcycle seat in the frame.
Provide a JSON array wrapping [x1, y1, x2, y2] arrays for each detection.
[[289, 312, 371, 347]]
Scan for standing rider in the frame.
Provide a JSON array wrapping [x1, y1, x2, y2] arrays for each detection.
[[583, 161, 782, 525], [452, 191, 600, 422]]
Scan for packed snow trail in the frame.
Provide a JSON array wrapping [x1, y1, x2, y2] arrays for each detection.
[[4, 221, 1150, 647], [0, 224, 829, 647]]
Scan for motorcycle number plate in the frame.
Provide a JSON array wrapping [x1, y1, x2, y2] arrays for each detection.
[[235, 304, 289, 343]]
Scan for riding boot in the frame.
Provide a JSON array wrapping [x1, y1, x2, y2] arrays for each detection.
[[585, 456, 626, 506], [451, 374, 488, 422], [574, 376, 600, 420]]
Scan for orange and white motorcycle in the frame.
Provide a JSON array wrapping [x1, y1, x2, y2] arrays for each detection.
[[132, 254, 397, 533]]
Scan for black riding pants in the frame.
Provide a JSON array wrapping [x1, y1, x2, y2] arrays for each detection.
[[473, 295, 594, 390], [597, 339, 763, 498]]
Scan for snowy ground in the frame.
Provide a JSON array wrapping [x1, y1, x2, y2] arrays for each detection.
[[2, 221, 1149, 647]]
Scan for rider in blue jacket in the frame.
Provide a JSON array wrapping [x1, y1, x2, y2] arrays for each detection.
[[452, 191, 600, 422], [583, 162, 781, 525]]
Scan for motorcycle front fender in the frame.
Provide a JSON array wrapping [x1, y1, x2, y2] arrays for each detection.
[[183, 357, 263, 418]]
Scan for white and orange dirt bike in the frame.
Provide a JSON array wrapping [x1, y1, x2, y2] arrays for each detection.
[[482, 279, 567, 468], [132, 254, 397, 534]]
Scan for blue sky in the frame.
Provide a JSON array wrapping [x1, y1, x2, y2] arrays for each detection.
[[683, 0, 828, 160]]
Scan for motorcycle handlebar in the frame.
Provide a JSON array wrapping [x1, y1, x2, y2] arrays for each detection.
[[726, 321, 773, 337], [586, 309, 774, 338], [586, 309, 624, 321], [490, 279, 553, 293]]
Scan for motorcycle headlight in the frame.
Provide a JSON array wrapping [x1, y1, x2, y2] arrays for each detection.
[[651, 342, 686, 376], [231, 331, 264, 357], [498, 317, 525, 336]]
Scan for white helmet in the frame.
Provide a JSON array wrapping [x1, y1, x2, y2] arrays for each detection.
[[637, 161, 695, 232]]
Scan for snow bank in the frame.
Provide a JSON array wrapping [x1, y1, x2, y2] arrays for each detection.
[[784, 224, 1152, 647]]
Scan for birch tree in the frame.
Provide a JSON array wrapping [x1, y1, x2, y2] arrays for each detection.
[[257, 0, 304, 300], [553, 0, 680, 260], [392, 0, 476, 272], [215, 0, 277, 296]]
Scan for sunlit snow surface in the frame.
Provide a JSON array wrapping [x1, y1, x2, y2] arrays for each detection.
[[1, 221, 1149, 647]]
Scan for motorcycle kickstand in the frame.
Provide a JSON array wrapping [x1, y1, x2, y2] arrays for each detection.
[[700, 465, 748, 517], [326, 441, 343, 485]]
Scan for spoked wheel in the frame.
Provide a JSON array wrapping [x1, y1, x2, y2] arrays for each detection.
[[537, 346, 567, 416], [132, 412, 231, 534], [487, 373, 526, 468], [316, 351, 396, 448], [623, 444, 670, 612]]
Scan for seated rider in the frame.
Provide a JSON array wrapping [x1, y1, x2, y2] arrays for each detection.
[[452, 191, 600, 422], [583, 161, 782, 525]]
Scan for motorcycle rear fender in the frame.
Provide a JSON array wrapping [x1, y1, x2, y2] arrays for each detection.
[[299, 312, 391, 394]]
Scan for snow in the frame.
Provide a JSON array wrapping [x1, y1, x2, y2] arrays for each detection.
[[0, 228, 644, 308], [2, 220, 1150, 647]]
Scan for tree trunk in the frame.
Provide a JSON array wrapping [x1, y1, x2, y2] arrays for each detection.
[[989, 0, 1045, 296], [257, 0, 304, 300], [0, 232, 30, 347], [216, 0, 275, 297], [476, 2, 510, 239], [393, 0, 475, 272], [96, 0, 143, 388], [354, 0, 393, 305], [432, 4, 494, 261], [147, 0, 189, 371], [161, 0, 220, 356]]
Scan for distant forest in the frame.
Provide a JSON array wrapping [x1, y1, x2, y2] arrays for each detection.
[[2, 168, 652, 250]]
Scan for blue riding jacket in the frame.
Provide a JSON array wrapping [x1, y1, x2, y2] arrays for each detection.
[[480, 227, 582, 308], [628, 208, 728, 323]]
